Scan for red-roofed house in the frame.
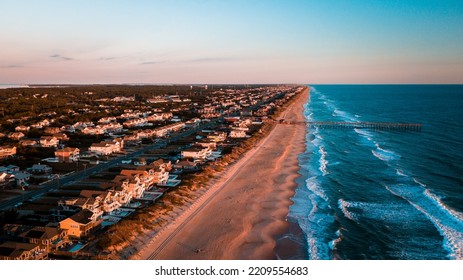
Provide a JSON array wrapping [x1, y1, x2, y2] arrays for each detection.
[[55, 147, 80, 163]]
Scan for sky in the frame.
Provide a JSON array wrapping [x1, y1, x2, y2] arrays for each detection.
[[1, 0, 462, 84]]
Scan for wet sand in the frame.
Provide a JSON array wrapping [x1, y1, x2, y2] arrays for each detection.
[[135, 87, 309, 260]]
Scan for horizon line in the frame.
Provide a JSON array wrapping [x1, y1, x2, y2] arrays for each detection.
[[2, 83, 463, 87]]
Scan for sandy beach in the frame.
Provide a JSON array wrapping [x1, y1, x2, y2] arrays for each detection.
[[134, 87, 309, 260]]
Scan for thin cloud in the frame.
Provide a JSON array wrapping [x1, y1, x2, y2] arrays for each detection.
[[187, 56, 244, 63], [99, 56, 117, 61], [140, 60, 168, 65], [50, 54, 73, 61]]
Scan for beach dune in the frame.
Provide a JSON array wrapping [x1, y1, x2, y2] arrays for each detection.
[[136, 87, 309, 260]]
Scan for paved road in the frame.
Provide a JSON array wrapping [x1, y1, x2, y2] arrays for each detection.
[[0, 121, 217, 212]]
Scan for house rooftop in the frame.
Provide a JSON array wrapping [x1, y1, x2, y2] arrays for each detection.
[[0, 241, 39, 259], [67, 209, 94, 224], [20, 227, 61, 240]]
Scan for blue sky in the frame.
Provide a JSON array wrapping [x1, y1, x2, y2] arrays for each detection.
[[1, 0, 462, 84]]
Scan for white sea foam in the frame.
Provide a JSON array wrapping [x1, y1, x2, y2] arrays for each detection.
[[354, 128, 371, 137], [293, 175, 334, 260], [307, 112, 313, 121], [309, 127, 324, 152], [386, 184, 463, 260], [372, 145, 400, 162], [311, 138, 322, 147], [338, 198, 421, 225], [319, 146, 329, 176], [332, 109, 357, 122], [338, 199, 359, 222], [306, 176, 329, 202], [396, 169, 407, 177], [354, 128, 375, 145], [329, 229, 343, 250], [423, 189, 463, 222], [372, 150, 390, 162], [413, 177, 427, 187]]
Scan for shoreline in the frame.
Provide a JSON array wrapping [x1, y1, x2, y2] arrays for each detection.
[[130, 87, 309, 260]]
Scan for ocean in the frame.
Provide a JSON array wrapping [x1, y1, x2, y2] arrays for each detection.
[[0, 84, 29, 89], [288, 85, 463, 260]]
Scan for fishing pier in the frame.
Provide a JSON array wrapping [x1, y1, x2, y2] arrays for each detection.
[[277, 120, 422, 131]]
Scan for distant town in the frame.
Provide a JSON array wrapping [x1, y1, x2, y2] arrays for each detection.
[[0, 84, 304, 259]]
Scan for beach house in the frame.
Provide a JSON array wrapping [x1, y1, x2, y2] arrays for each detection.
[[59, 209, 102, 239], [14, 172, 31, 188], [229, 130, 248, 138], [0, 146, 17, 159], [55, 147, 80, 163], [15, 125, 30, 132], [207, 132, 227, 142], [29, 164, 53, 181], [40, 136, 59, 148], [0, 241, 45, 260], [19, 139, 37, 147], [181, 146, 212, 160], [53, 133, 70, 142], [55, 147, 80, 162], [89, 138, 124, 156], [18, 226, 68, 253], [8, 132, 25, 140]]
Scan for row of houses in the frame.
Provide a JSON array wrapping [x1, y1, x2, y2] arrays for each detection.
[[123, 122, 186, 144], [1, 225, 67, 260], [0, 164, 56, 189], [59, 159, 172, 238], [5, 134, 69, 148], [81, 123, 123, 135], [0, 158, 176, 259]]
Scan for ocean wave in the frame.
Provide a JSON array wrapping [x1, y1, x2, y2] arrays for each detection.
[[386, 184, 463, 259], [311, 138, 322, 147], [413, 177, 427, 187], [306, 176, 329, 202], [310, 86, 319, 94], [319, 96, 337, 112], [372, 146, 400, 162], [423, 189, 463, 223], [354, 128, 373, 138], [293, 176, 334, 260], [307, 112, 313, 121], [396, 169, 407, 177], [338, 199, 359, 222], [338, 199, 421, 224], [354, 128, 375, 145], [332, 109, 358, 122], [319, 146, 329, 176], [329, 229, 343, 250], [308, 126, 324, 149]]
